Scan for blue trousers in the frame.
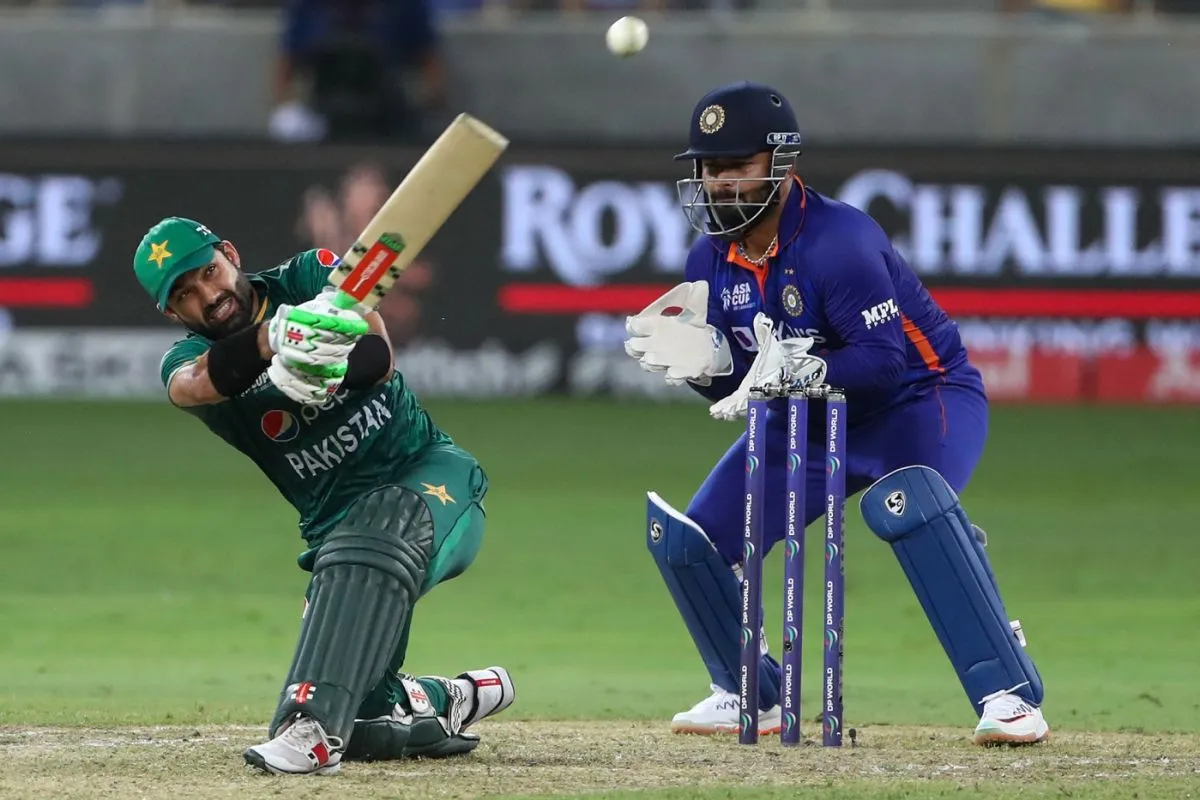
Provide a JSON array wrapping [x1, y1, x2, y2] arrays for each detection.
[[687, 380, 989, 566]]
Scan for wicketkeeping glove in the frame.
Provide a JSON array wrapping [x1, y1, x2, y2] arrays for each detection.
[[708, 312, 827, 421], [624, 281, 733, 386]]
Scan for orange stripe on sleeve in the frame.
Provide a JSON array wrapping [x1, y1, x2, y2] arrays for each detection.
[[901, 314, 944, 373]]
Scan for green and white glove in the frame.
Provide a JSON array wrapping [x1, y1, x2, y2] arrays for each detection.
[[267, 353, 346, 405], [267, 290, 370, 404]]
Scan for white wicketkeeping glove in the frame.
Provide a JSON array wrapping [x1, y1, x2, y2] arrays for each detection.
[[624, 281, 733, 386], [708, 312, 827, 421]]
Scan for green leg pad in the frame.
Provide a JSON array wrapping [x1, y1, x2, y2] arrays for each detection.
[[344, 718, 480, 762], [268, 486, 433, 742]]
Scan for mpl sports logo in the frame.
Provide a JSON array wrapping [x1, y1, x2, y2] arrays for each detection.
[[861, 299, 900, 330]]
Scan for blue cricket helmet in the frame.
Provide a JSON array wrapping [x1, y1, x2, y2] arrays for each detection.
[[674, 81, 804, 242], [675, 81, 802, 161]]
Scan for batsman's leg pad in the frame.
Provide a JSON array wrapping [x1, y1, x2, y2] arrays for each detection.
[[646, 491, 780, 710], [345, 676, 480, 761], [269, 486, 434, 742], [860, 466, 1043, 714]]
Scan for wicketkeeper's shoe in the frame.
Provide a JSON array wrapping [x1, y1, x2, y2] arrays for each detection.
[[420, 665, 517, 734], [670, 684, 782, 736], [244, 713, 344, 775], [973, 689, 1050, 746]]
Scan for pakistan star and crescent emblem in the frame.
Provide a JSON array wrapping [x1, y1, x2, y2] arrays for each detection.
[[148, 240, 173, 269], [421, 483, 456, 506]]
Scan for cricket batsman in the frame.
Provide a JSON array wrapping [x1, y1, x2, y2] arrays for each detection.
[[625, 82, 1048, 746], [133, 217, 515, 775]]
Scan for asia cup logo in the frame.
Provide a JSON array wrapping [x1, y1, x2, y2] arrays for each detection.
[[746, 454, 759, 476], [825, 541, 839, 565], [785, 538, 801, 561], [825, 627, 839, 652], [826, 455, 841, 477], [261, 410, 300, 442], [783, 711, 797, 734], [788, 452, 802, 474]]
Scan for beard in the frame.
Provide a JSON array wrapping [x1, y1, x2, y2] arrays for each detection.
[[183, 273, 256, 340], [705, 182, 780, 241]]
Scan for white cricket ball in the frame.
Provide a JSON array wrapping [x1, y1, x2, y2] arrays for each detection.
[[605, 15, 649, 58]]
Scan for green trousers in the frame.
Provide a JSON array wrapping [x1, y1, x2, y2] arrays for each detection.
[[300, 442, 489, 719]]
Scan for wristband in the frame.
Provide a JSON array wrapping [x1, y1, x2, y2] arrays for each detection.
[[207, 324, 269, 398]]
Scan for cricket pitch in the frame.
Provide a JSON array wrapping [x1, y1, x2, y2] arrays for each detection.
[[3, 721, 1198, 800]]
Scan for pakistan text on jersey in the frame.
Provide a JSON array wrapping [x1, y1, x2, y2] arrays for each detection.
[[284, 395, 393, 479]]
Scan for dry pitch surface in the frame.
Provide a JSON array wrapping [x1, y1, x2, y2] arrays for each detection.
[[3, 721, 1198, 800]]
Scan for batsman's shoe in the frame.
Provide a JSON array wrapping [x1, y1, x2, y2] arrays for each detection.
[[420, 666, 516, 734], [973, 689, 1049, 746], [671, 684, 782, 736], [244, 713, 344, 775]]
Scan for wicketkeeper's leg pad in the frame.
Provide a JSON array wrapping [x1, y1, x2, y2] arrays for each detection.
[[646, 491, 781, 710], [269, 485, 433, 742], [860, 466, 1044, 715]]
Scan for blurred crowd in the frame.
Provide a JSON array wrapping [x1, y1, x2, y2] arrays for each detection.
[[4, 0, 1194, 144]]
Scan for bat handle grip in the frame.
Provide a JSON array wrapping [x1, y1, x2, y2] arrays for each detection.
[[331, 289, 361, 311]]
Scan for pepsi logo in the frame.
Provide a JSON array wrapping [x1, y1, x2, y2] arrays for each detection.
[[261, 409, 300, 442], [315, 248, 340, 269]]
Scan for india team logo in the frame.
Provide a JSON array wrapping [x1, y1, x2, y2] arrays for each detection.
[[261, 410, 300, 442], [782, 284, 803, 317]]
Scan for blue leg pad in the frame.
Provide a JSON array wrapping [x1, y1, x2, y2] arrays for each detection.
[[859, 466, 1043, 715], [646, 492, 780, 710]]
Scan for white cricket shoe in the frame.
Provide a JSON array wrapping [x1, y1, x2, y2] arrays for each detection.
[[244, 713, 344, 775], [418, 665, 517, 734], [973, 689, 1050, 746], [670, 684, 782, 736]]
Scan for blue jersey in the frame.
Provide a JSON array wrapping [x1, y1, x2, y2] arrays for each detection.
[[684, 178, 980, 426]]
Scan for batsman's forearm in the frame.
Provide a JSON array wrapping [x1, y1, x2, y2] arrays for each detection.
[[171, 324, 271, 406], [256, 322, 273, 360], [169, 355, 225, 407], [342, 334, 394, 390]]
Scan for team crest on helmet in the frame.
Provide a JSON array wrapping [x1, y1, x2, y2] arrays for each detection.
[[782, 285, 803, 317], [699, 104, 725, 135]]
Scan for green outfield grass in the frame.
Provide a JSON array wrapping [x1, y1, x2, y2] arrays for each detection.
[[2, 399, 1198, 798]]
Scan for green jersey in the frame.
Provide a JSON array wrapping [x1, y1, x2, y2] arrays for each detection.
[[159, 248, 450, 545]]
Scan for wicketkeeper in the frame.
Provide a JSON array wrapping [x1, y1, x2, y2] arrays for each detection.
[[133, 217, 515, 775], [626, 81, 1048, 746]]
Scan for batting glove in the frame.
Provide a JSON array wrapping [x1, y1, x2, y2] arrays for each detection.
[[268, 353, 346, 406]]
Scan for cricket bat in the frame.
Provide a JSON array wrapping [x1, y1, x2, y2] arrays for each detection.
[[326, 113, 510, 313]]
